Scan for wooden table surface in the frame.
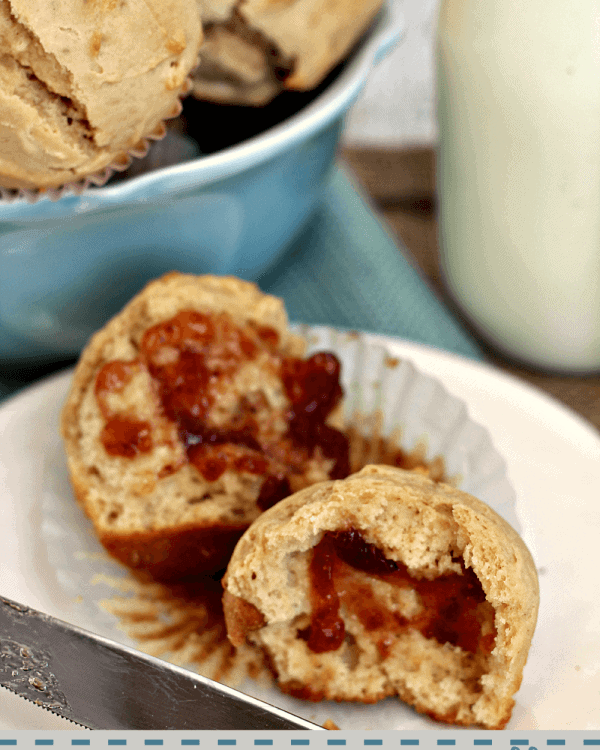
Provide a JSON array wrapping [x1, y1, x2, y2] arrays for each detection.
[[342, 146, 600, 434]]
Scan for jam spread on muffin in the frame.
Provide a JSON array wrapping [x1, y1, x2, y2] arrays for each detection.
[[95, 360, 153, 458], [94, 309, 349, 504], [300, 528, 497, 657]]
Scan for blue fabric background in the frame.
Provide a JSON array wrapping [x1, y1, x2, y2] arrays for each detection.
[[261, 167, 482, 360]]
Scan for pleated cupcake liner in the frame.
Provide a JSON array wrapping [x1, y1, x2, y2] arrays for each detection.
[[298, 325, 518, 530]]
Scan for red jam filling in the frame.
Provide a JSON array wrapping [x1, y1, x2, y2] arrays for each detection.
[[100, 416, 153, 458], [300, 529, 496, 657], [95, 360, 153, 458], [95, 310, 349, 502], [282, 352, 349, 479]]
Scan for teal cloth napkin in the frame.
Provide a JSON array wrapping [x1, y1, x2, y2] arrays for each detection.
[[261, 165, 483, 360], [0, 165, 481, 402]]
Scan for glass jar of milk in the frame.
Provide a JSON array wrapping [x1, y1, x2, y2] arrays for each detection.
[[436, 0, 600, 371]]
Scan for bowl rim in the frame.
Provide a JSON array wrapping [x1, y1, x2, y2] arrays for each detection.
[[0, 1, 401, 216]]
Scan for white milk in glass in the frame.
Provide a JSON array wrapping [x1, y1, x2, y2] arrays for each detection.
[[436, 0, 600, 371]]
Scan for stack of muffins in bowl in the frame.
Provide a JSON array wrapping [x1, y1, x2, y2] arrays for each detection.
[[0, 0, 400, 362]]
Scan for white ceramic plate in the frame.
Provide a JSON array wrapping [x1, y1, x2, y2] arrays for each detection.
[[0, 332, 599, 730]]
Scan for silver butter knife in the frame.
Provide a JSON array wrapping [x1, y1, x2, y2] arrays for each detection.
[[0, 595, 322, 730]]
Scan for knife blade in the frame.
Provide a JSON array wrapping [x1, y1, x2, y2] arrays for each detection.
[[0, 595, 322, 730]]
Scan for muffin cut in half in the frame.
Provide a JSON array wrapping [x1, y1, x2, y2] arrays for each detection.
[[223, 465, 539, 729], [61, 272, 350, 581]]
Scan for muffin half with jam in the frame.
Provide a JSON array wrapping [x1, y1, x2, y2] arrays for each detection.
[[223, 465, 539, 729], [61, 272, 349, 582]]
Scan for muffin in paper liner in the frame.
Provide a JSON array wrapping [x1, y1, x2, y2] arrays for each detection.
[[0, 94, 187, 205], [0, 0, 201, 203], [38, 327, 519, 725]]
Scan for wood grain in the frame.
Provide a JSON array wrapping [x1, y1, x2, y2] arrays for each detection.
[[342, 146, 600, 432]]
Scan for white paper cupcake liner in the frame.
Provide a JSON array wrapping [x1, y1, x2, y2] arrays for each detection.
[[298, 326, 519, 530], [38, 327, 519, 720]]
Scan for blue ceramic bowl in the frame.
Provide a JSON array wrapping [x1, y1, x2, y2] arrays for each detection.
[[0, 3, 402, 361]]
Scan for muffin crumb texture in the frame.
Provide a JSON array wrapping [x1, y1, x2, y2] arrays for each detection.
[[223, 465, 539, 729], [61, 273, 350, 581]]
